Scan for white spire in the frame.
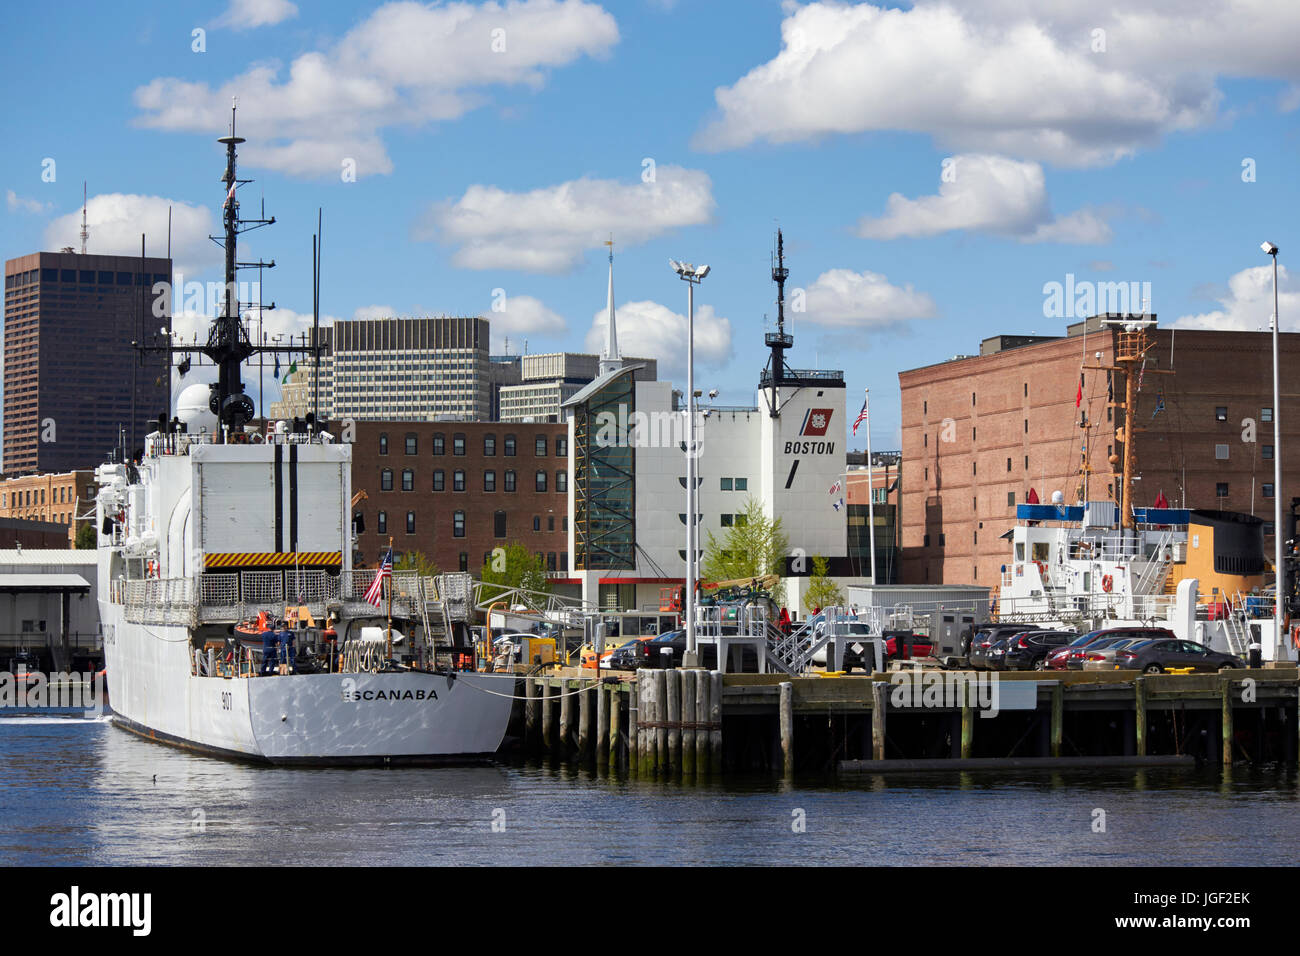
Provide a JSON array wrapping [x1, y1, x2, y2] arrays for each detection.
[[600, 236, 621, 376]]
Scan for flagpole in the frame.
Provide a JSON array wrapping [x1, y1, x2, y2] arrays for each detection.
[[865, 388, 877, 584], [386, 536, 393, 662]]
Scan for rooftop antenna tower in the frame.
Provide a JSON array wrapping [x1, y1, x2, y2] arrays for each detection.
[[761, 229, 796, 417], [80, 183, 88, 255], [599, 234, 621, 376]]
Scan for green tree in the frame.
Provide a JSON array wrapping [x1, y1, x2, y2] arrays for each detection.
[[395, 550, 439, 576], [480, 542, 551, 598], [700, 496, 790, 604], [74, 522, 96, 550], [802, 555, 845, 614]]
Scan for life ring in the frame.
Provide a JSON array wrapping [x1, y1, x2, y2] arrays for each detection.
[[1035, 561, 1048, 577], [1101, 574, 1113, 593]]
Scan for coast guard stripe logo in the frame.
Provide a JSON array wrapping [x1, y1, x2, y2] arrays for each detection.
[[800, 408, 833, 436]]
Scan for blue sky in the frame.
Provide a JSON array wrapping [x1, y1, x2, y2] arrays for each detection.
[[3, 0, 1298, 448]]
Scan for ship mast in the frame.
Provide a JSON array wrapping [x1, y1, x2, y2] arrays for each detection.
[[761, 229, 794, 417], [140, 100, 324, 441]]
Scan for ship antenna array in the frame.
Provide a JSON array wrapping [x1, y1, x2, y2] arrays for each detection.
[[137, 99, 326, 441]]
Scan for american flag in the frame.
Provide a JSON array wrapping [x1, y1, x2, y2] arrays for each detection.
[[364, 549, 392, 607], [851, 396, 868, 435]]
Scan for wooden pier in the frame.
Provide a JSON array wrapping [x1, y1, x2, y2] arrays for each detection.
[[512, 667, 1300, 776]]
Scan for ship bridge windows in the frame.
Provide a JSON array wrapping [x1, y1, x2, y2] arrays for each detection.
[[1031, 542, 1050, 563], [1215, 406, 1228, 422]]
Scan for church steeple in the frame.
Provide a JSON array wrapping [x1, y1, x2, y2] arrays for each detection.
[[599, 236, 621, 376]]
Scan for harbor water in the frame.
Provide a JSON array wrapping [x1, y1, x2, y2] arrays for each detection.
[[3, 716, 1299, 866]]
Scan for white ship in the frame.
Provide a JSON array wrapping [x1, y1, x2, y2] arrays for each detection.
[[94, 110, 514, 763]]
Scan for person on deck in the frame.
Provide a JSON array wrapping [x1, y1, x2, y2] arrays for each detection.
[[278, 620, 296, 675], [260, 624, 279, 677]]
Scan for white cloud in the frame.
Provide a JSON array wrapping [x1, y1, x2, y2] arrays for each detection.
[[798, 269, 937, 328], [44, 194, 218, 275], [351, 304, 397, 321], [585, 299, 731, 380], [489, 294, 567, 351], [1172, 264, 1298, 332], [6, 190, 49, 214], [694, 1, 1300, 166], [419, 165, 715, 273], [213, 0, 298, 30], [136, 0, 619, 178], [856, 154, 1111, 244]]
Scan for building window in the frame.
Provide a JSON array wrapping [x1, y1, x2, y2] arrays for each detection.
[[1216, 482, 1229, 498], [405, 512, 415, 534], [556, 471, 567, 493], [939, 533, 946, 547], [721, 514, 734, 527], [924, 434, 928, 448], [504, 434, 517, 456], [547, 552, 557, 572], [1264, 522, 1275, 536], [720, 477, 733, 491], [380, 469, 393, 491], [1215, 444, 1229, 460], [735, 477, 747, 491], [548, 516, 556, 532], [1263, 445, 1274, 460], [556, 436, 567, 457], [971, 392, 976, 406], [494, 511, 507, 538], [453, 470, 466, 492], [533, 516, 542, 532], [1215, 406, 1228, 422], [736, 514, 749, 527], [972, 462, 977, 475], [453, 511, 465, 537], [1008, 492, 1015, 506], [432, 470, 445, 492], [1264, 483, 1275, 498], [561, 552, 569, 572], [535, 436, 548, 456], [484, 434, 496, 456], [401, 469, 414, 491], [484, 470, 496, 492], [923, 534, 930, 547], [536, 471, 547, 492], [453, 434, 466, 456], [504, 470, 516, 492], [377, 511, 387, 534], [1006, 458, 1011, 472], [923, 400, 927, 415], [1024, 419, 1028, 433], [1262, 407, 1273, 423], [432, 433, 445, 455], [404, 433, 417, 455], [972, 427, 977, 441], [1024, 456, 1028, 469], [379, 433, 388, 455], [459, 553, 469, 572]]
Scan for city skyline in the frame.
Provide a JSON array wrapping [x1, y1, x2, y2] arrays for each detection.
[[2, 0, 1298, 449]]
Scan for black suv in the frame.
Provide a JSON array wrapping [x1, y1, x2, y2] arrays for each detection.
[[1001, 630, 1076, 670]]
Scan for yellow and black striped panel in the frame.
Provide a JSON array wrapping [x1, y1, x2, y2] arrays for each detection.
[[204, 551, 343, 569]]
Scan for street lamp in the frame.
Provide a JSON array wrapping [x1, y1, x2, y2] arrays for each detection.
[[670, 259, 710, 666], [1262, 241, 1285, 659]]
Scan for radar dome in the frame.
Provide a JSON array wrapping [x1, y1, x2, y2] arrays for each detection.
[[1050, 490, 1064, 504], [177, 384, 218, 434]]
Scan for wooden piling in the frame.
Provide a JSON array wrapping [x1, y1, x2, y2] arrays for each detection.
[[578, 684, 591, 762], [960, 702, 974, 759], [609, 683, 621, 770], [709, 671, 723, 771], [1050, 682, 1063, 758], [1222, 677, 1233, 766], [696, 670, 710, 775], [636, 676, 650, 773], [542, 679, 554, 753], [681, 670, 696, 779], [666, 669, 682, 775], [596, 684, 609, 770], [559, 679, 573, 757], [1134, 677, 1147, 757], [525, 678, 539, 751], [779, 681, 794, 778], [870, 680, 887, 761], [654, 670, 669, 773]]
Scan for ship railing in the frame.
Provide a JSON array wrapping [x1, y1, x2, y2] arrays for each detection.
[[123, 577, 196, 626], [241, 570, 284, 605]]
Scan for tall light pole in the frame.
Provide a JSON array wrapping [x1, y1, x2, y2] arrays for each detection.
[[670, 259, 710, 665], [1262, 241, 1285, 659]]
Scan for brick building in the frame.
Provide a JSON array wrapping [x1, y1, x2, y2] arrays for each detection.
[[0, 470, 97, 544], [899, 316, 1300, 589], [348, 420, 570, 575], [3, 251, 172, 474]]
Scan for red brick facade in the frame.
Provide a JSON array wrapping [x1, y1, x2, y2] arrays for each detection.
[[349, 421, 570, 575], [899, 324, 1300, 589]]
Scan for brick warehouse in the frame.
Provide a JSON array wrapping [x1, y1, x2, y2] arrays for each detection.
[[348, 420, 570, 576], [899, 316, 1300, 589]]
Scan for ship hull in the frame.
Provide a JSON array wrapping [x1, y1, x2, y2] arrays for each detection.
[[101, 604, 515, 764]]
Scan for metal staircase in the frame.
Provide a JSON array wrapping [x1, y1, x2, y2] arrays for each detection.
[[1223, 591, 1253, 657]]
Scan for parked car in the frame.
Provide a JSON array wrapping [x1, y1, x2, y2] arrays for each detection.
[[986, 637, 1012, 670], [1044, 628, 1173, 671], [967, 624, 1028, 669], [883, 630, 934, 662], [1000, 630, 1076, 670], [607, 635, 660, 670], [1076, 637, 1155, 669], [1114, 638, 1244, 673]]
